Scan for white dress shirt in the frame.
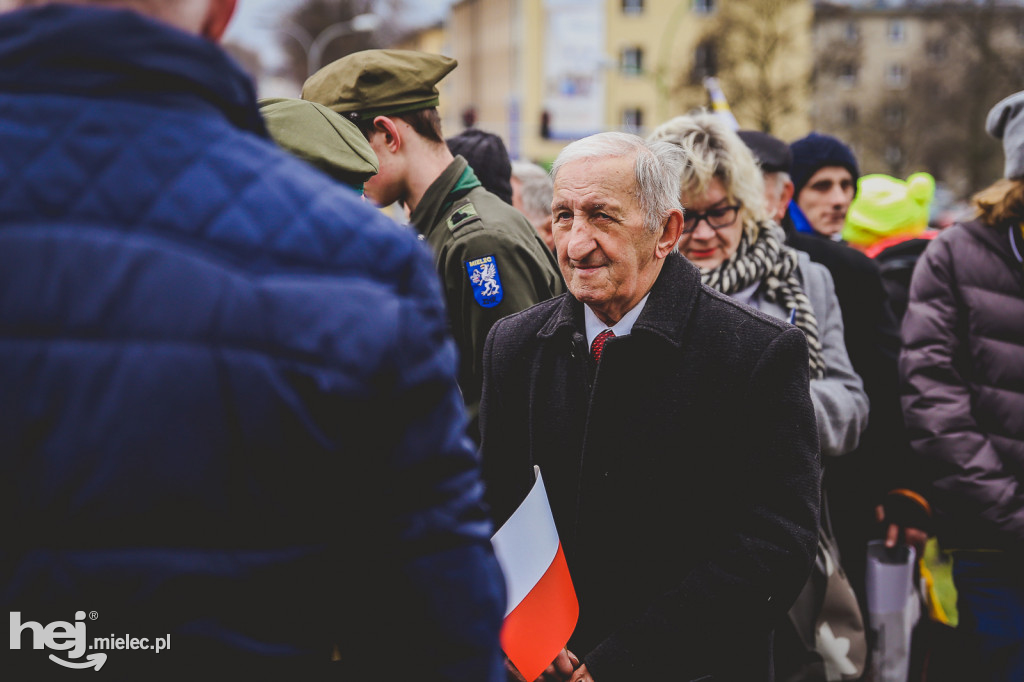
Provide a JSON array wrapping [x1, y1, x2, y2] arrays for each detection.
[[583, 293, 650, 348]]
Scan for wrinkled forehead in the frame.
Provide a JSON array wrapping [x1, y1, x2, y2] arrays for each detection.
[[552, 156, 639, 207]]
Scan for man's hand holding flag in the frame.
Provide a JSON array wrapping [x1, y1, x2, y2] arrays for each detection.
[[491, 467, 579, 681]]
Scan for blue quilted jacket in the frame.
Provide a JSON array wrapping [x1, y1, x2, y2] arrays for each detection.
[[0, 6, 504, 679]]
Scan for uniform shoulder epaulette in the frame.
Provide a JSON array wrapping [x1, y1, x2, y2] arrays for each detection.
[[446, 197, 482, 234]]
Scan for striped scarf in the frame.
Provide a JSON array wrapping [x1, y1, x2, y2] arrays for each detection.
[[701, 223, 826, 379]]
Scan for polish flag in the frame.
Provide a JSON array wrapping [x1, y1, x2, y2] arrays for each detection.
[[491, 466, 579, 682]]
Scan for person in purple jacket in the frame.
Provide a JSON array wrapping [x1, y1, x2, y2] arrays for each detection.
[[0, 1, 504, 679], [900, 90, 1024, 681]]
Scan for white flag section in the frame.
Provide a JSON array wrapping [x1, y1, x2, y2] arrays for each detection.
[[704, 77, 740, 131], [491, 466, 578, 681], [492, 466, 560, 617]]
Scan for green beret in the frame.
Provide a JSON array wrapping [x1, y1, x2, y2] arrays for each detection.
[[301, 49, 457, 122], [259, 97, 378, 189]]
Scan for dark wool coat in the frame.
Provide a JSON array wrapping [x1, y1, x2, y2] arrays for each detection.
[[480, 253, 821, 681], [900, 219, 1024, 552]]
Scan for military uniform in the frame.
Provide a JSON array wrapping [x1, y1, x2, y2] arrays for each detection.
[[411, 154, 564, 432], [302, 49, 565, 439]]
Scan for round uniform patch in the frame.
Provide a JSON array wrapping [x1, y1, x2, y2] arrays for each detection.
[[465, 254, 504, 308]]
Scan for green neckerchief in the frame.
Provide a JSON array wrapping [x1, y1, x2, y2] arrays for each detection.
[[439, 165, 482, 218]]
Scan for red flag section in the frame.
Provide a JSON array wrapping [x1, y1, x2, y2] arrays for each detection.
[[491, 467, 578, 682]]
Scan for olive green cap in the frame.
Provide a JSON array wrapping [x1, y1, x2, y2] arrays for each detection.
[[301, 49, 457, 122], [259, 97, 378, 189]]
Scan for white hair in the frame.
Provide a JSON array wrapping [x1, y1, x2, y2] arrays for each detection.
[[764, 171, 791, 202], [551, 131, 684, 234], [511, 161, 553, 224]]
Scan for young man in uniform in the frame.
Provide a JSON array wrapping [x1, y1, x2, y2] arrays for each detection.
[[304, 49, 564, 439]]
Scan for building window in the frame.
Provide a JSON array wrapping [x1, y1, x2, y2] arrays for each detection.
[[694, 0, 715, 15], [692, 41, 717, 82], [622, 0, 643, 15], [623, 108, 644, 132], [621, 47, 643, 76], [842, 105, 858, 126], [885, 102, 904, 127], [844, 22, 859, 43], [888, 20, 905, 44], [926, 39, 947, 61], [885, 144, 902, 166], [839, 62, 858, 86], [886, 62, 906, 88]]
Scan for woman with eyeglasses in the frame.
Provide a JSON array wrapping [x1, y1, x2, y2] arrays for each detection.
[[649, 113, 868, 460], [650, 112, 871, 681]]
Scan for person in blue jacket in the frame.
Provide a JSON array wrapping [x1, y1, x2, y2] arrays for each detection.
[[0, 2, 505, 679]]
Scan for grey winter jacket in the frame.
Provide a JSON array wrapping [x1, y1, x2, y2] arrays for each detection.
[[743, 250, 870, 458], [900, 219, 1024, 551]]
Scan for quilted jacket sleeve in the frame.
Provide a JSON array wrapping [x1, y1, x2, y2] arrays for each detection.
[[899, 232, 1024, 545], [353, 241, 507, 680]]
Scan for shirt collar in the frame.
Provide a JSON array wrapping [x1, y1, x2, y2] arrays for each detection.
[[584, 293, 651, 348]]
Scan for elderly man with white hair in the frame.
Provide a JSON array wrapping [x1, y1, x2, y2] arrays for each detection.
[[480, 132, 820, 681]]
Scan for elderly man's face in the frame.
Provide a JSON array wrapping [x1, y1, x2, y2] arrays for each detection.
[[552, 155, 665, 325], [797, 166, 855, 236]]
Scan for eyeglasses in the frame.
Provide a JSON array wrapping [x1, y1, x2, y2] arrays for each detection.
[[682, 204, 741, 234]]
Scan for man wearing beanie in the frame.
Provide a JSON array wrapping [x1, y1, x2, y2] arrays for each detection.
[[901, 90, 1024, 681], [790, 132, 859, 239], [303, 49, 564, 442]]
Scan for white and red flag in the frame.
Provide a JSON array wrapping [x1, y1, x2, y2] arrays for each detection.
[[491, 466, 579, 681]]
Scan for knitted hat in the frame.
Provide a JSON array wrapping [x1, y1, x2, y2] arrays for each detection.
[[843, 172, 935, 248], [985, 90, 1024, 179], [789, 132, 860, 197], [446, 128, 513, 205]]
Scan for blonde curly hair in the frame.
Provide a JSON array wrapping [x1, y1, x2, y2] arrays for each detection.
[[648, 112, 768, 241]]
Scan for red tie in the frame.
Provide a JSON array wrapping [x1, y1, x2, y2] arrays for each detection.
[[590, 329, 615, 363]]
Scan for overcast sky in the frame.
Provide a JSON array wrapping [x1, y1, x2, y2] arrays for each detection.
[[224, 0, 451, 69]]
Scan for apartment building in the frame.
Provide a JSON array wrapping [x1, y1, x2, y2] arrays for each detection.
[[812, 0, 1024, 195], [428, 0, 812, 163]]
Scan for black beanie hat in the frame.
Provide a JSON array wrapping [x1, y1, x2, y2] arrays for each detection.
[[789, 132, 860, 197], [446, 128, 513, 205]]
